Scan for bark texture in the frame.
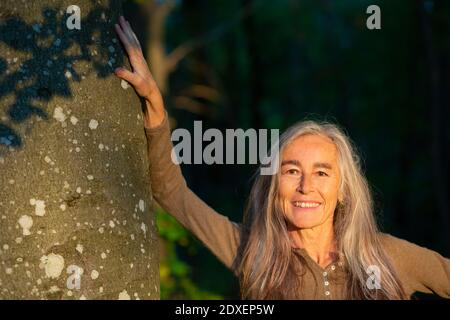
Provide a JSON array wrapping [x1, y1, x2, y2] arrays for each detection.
[[0, 0, 159, 299]]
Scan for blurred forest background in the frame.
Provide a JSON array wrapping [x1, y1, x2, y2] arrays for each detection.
[[122, 0, 450, 299]]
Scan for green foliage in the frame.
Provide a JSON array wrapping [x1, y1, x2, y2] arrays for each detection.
[[156, 206, 224, 299]]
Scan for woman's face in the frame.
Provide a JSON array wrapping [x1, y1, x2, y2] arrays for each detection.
[[279, 134, 341, 229]]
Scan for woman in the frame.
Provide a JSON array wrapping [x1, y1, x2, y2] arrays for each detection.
[[114, 16, 449, 299]]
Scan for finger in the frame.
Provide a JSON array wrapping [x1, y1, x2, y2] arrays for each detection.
[[114, 67, 138, 84], [122, 19, 141, 53], [114, 23, 133, 54], [119, 16, 132, 37], [126, 20, 142, 50], [116, 22, 142, 61], [119, 15, 128, 32], [119, 16, 136, 47]]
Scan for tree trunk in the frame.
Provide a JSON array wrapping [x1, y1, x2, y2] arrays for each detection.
[[0, 0, 159, 299]]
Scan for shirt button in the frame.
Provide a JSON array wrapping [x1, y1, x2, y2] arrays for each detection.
[[323, 271, 328, 277], [324, 281, 329, 286], [331, 265, 336, 271], [325, 291, 330, 296]]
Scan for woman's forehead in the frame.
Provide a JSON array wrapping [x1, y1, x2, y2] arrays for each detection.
[[282, 134, 338, 165]]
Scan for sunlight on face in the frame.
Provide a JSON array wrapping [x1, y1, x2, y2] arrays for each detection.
[[279, 134, 341, 230]]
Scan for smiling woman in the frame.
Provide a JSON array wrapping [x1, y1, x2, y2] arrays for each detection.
[[238, 120, 409, 299], [113, 16, 450, 300], [145, 108, 449, 300]]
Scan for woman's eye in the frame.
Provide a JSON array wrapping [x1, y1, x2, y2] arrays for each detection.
[[317, 171, 328, 177], [286, 169, 299, 175]]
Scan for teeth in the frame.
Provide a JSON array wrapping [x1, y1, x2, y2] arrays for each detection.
[[294, 201, 320, 208]]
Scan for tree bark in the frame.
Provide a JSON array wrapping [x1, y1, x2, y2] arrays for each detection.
[[0, 0, 159, 299]]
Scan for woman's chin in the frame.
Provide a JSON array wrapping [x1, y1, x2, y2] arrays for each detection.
[[294, 221, 321, 229], [289, 213, 324, 229]]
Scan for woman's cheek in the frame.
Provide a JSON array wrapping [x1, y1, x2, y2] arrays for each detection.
[[279, 178, 294, 197], [320, 179, 340, 198]]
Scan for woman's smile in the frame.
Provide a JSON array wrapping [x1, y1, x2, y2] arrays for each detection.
[[291, 201, 323, 216], [292, 201, 322, 208]]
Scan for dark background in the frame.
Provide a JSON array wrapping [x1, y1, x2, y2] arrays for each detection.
[[123, 0, 449, 299]]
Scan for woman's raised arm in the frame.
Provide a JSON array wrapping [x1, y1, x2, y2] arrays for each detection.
[[113, 16, 242, 273]]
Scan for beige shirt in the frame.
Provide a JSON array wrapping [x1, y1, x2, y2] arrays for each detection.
[[144, 112, 450, 300]]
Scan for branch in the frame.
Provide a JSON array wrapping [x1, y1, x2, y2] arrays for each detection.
[[179, 84, 221, 103], [173, 96, 214, 117]]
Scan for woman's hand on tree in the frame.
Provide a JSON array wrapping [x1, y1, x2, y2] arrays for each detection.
[[114, 16, 165, 127]]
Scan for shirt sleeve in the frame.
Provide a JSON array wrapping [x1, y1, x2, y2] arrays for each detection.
[[381, 233, 450, 298], [143, 111, 242, 273]]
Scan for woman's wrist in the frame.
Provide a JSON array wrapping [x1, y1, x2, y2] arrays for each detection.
[[143, 99, 166, 128]]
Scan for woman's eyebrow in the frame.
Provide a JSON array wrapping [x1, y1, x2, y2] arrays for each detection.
[[313, 162, 333, 170], [280, 160, 333, 170], [281, 159, 300, 166]]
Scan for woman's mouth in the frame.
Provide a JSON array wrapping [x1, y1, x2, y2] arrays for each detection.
[[292, 201, 322, 209]]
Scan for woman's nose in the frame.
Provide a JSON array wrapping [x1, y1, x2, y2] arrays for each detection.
[[296, 175, 313, 194]]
